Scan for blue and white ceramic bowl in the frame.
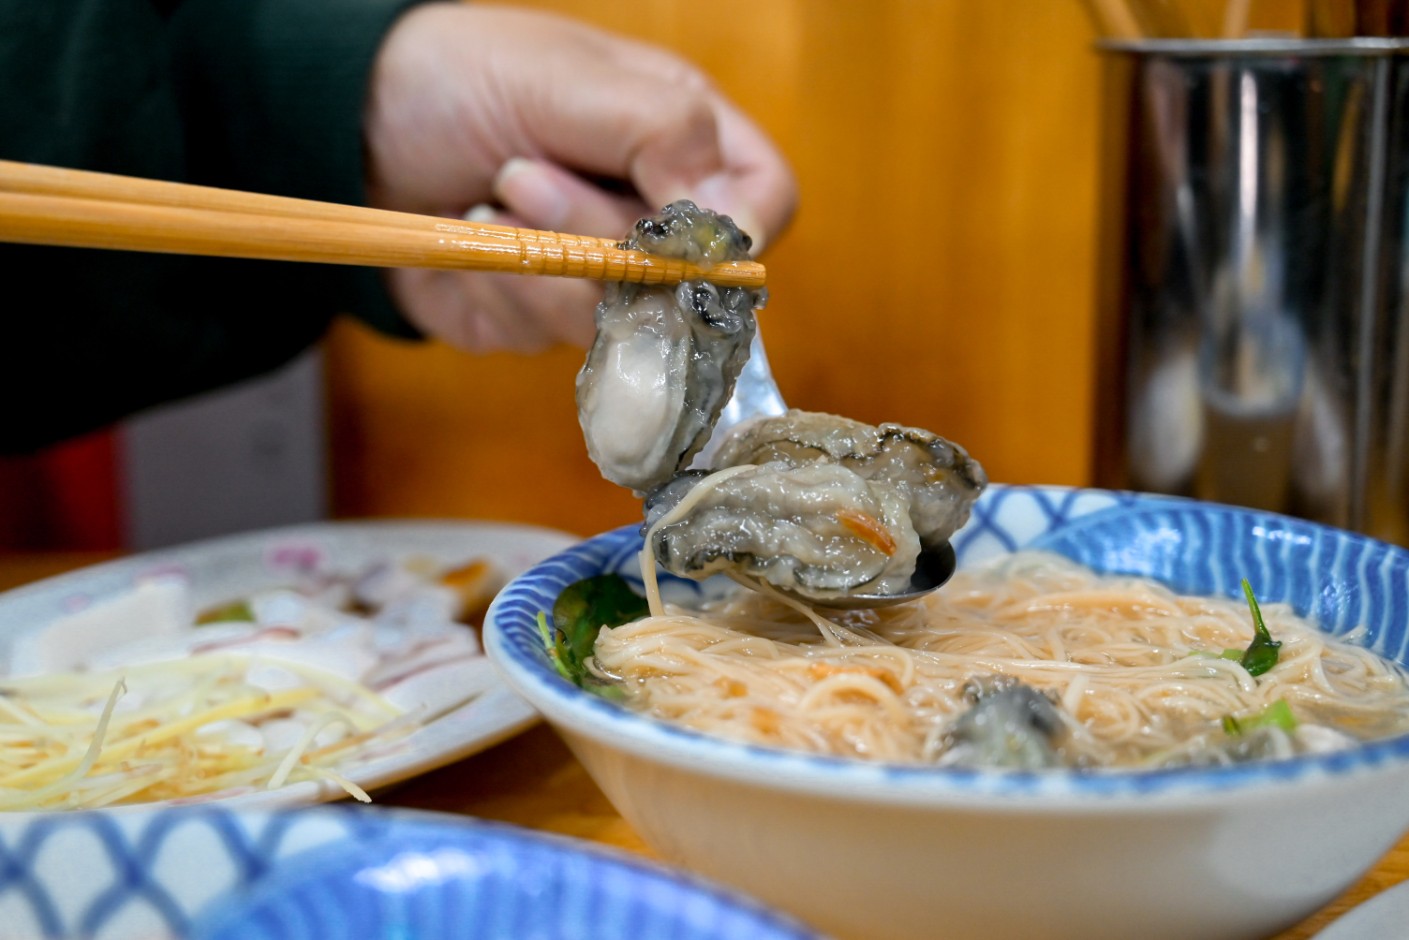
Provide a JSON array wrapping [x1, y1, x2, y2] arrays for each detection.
[[484, 485, 1409, 940], [0, 805, 820, 940]]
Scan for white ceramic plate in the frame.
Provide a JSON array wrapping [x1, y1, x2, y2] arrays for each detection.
[[0, 520, 578, 811]]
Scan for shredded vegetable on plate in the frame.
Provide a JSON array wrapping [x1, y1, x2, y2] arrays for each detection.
[[0, 655, 406, 808], [0, 554, 501, 811]]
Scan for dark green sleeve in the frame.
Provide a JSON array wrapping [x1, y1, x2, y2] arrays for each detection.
[[0, 0, 439, 453], [168, 0, 440, 339]]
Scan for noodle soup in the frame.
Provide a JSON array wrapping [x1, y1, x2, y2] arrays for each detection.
[[486, 487, 1409, 940], [583, 551, 1409, 770]]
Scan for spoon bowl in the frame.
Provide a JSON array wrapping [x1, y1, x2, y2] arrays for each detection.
[[694, 330, 788, 468], [813, 542, 957, 609], [749, 541, 956, 609]]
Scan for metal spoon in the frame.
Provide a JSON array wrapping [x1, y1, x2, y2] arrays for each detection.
[[752, 540, 957, 610], [695, 331, 959, 608]]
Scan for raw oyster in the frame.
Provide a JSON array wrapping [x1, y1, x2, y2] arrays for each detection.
[[644, 410, 985, 603], [712, 410, 987, 549], [577, 201, 766, 494], [939, 676, 1069, 770]]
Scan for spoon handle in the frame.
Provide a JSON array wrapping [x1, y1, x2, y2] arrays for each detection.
[[694, 330, 789, 468]]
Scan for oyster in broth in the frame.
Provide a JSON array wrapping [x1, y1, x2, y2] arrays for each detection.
[[645, 462, 923, 598], [645, 410, 986, 603], [577, 201, 766, 494], [713, 410, 987, 549]]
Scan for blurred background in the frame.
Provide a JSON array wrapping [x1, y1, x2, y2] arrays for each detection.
[[324, 0, 1111, 540], [0, 0, 1371, 551]]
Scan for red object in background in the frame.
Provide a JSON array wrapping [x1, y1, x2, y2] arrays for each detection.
[[0, 428, 123, 551]]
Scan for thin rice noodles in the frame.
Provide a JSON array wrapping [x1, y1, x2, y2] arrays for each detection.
[[589, 551, 1409, 769]]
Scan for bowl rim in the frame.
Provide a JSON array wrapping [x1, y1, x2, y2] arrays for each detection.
[[483, 484, 1409, 810], [186, 805, 820, 939]]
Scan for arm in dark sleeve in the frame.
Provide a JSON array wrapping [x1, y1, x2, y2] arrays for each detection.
[[0, 0, 436, 453], [168, 0, 438, 339]]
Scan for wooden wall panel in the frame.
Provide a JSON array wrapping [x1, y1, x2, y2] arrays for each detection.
[[326, 0, 1107, 537]]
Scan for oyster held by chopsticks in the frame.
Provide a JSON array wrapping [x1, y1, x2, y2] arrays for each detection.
[[576, 200, 766, 495]]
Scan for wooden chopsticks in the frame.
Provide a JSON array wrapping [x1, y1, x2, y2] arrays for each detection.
[[0, 160, 766, 289]]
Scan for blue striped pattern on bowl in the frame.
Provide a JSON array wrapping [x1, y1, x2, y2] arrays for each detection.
[[485, 485, 1409, 800], [0, 806, 819, 939]]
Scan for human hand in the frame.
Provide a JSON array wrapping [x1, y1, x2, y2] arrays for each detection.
[[363, 2, 797, 354]]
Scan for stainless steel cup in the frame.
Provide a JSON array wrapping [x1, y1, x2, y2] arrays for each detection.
[[1093, 39, 1409, 544]]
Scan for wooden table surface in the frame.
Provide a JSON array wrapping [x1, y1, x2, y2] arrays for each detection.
[[2, 551, 1405, 940]]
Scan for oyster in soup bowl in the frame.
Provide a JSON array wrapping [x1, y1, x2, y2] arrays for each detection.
[[484, 485, 1409, 940]]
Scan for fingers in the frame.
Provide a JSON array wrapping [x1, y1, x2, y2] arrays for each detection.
[[369, 2, 797, 245], [490, 158, 646, 238], [365, 2, 796, 355], [387, 262, 599, 356], [494, 87, 794, 252], [450, 12, 796, 252], [510, 62, 795, 251], [686, 100, 799, 254], [578, 42, 787, 238]]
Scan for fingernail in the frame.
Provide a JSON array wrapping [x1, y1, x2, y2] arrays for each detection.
[[492, 158, 569, 230], [463, 204, 497, 223], [730, 208, 766, 255], [688, 176, 765, 255]]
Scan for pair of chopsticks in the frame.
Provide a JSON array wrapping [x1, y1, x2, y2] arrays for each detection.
[[0, 160, 765, 289]]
